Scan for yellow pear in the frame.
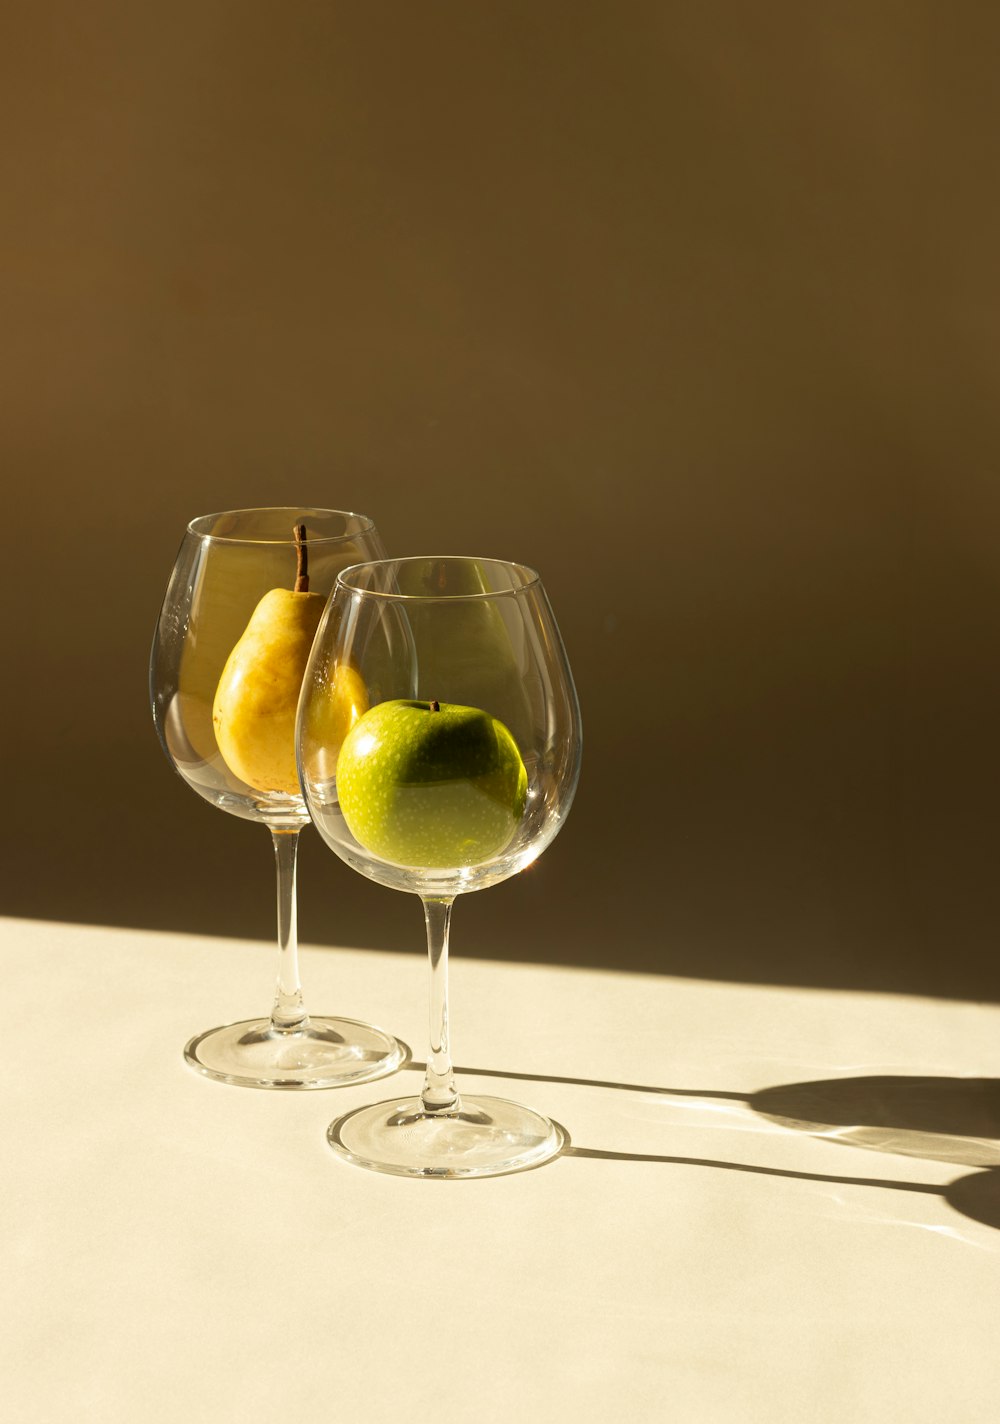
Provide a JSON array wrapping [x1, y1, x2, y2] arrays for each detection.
[[213, 588, 327, 794], [212, 527, 369, 796], [302, 661, 370, 783]]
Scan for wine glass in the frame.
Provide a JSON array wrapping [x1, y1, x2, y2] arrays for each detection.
[[297, 556, 582, 1176], [150, 507, 405, 1088]]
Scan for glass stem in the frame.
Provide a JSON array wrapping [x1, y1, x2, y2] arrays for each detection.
[[421, 896, 459, 1113], [270, 828, 308, 1034]]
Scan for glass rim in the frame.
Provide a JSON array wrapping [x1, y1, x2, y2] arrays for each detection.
[[186, 507, 377, 547], [335, 555, 542, 602]]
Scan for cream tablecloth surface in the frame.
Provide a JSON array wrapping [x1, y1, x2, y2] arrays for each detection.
[[3, 917, 999, 1422]]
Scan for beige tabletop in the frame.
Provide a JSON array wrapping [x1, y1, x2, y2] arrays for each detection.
[[3, 916, 999, 1422]]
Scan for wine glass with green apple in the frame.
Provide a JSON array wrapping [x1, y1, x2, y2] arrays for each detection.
[[150, 507, 405, 1088], [297, 555, 582, 1177]]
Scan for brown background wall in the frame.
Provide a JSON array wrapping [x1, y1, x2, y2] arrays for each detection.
[[3, 4, 998, 997]]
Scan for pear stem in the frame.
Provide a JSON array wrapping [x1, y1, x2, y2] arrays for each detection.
[[430, 699, 440, 712], [293, 522, 309, 593]]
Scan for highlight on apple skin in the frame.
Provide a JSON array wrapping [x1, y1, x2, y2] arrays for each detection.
[[335, 699, 528, 869]]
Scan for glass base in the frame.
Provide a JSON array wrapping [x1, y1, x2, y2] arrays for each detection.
[[326, 1094, 566, 1178], [183, 1016, 407, 1090]]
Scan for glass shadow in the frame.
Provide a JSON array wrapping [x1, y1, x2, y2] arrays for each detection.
[[748, 1076, 1000, 1168], [419, 1062, 1000, 1231]]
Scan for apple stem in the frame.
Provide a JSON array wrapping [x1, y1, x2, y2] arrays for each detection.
[[293, 523, 309, 592], [430, 699, 440, 712]]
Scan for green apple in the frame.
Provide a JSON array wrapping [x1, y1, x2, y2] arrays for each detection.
[[336, 699, 528, 868]]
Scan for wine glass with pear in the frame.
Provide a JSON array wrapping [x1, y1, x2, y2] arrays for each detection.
[[297, 556, 582, 1176], [150, 508, 405, 1088]]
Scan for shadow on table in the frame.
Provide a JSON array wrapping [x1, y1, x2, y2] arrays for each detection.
[[428, 1062, 1000, 1233], [748, 1074, 1000, 1232], [561, 1144, 944, 1194], [748, 1075, 1000, 1167]]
